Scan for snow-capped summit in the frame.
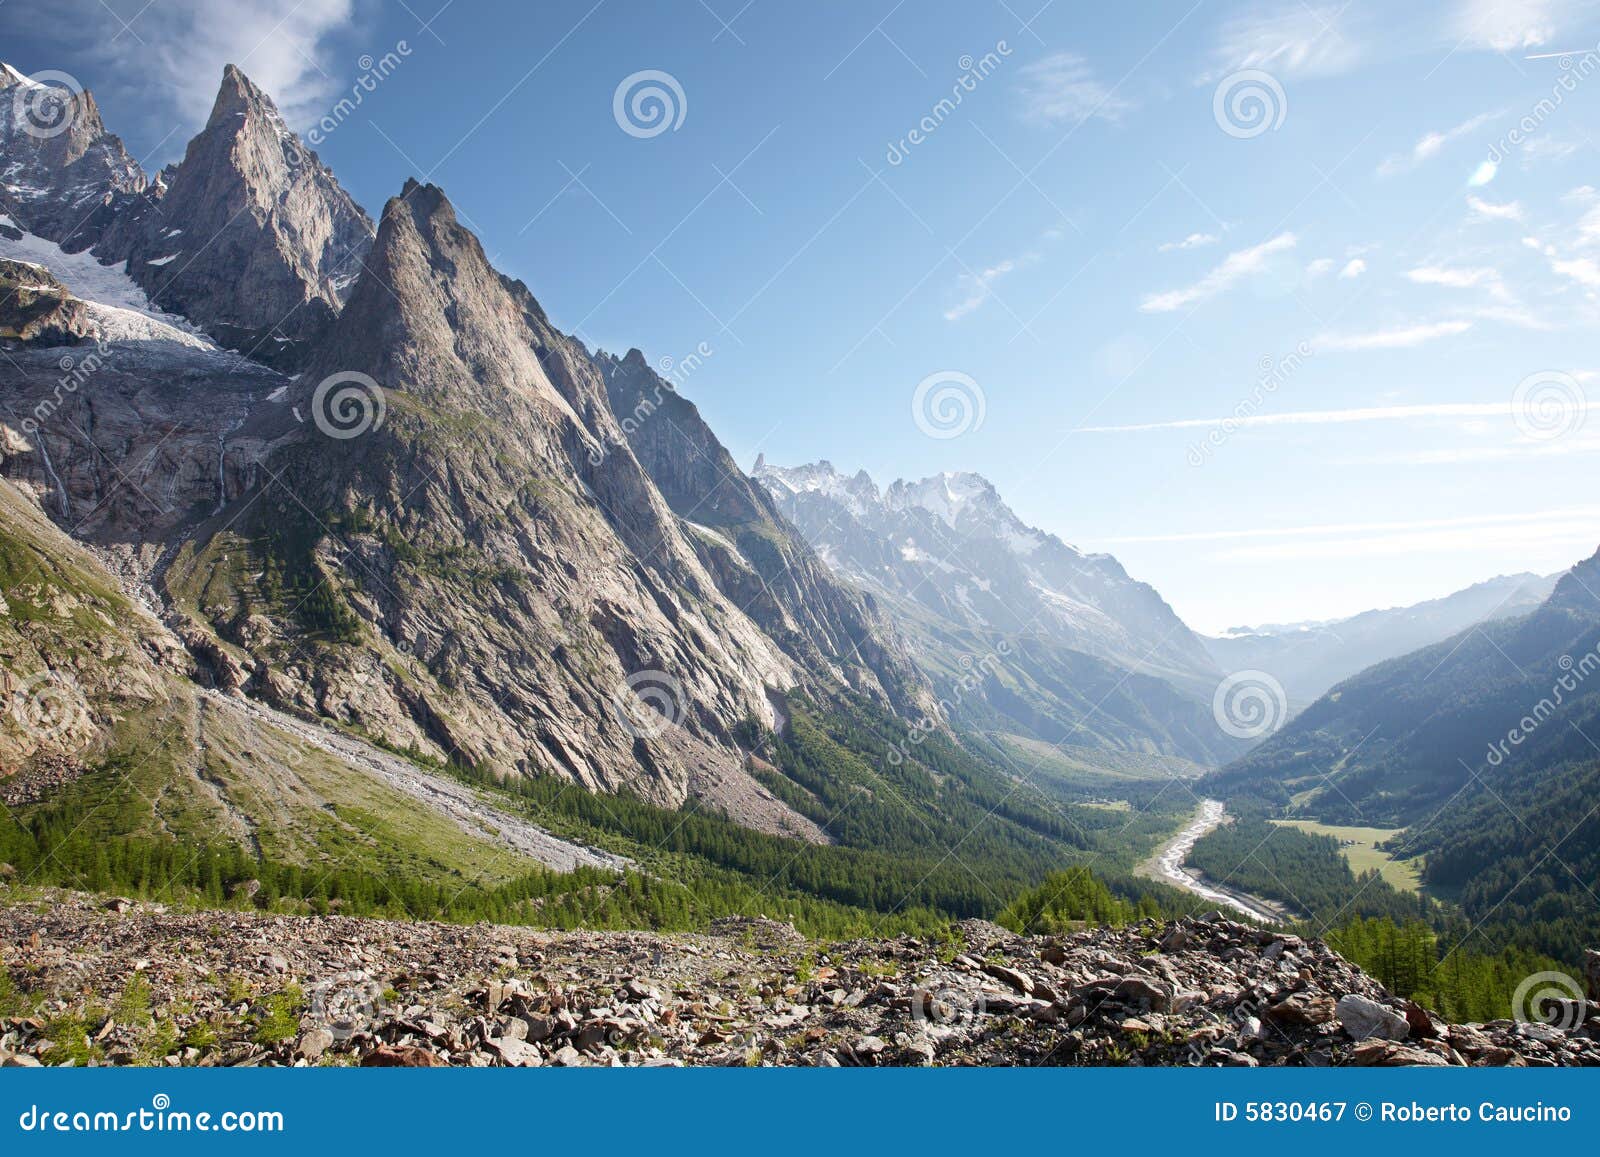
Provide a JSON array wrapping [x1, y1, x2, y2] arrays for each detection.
[[0, 61, 147, 251], [756, 460, 1221, 699]]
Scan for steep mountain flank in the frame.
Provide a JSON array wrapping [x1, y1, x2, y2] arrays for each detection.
[[597, 349, 934, 720], [1204, 547, 1600, 958], [166, 180, 820, 837]]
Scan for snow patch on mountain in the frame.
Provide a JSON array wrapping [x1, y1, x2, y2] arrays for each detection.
[[0, 223, 216, 350]]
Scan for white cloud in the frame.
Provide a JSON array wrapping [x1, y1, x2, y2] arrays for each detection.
[[1158, 232, 1219, 253], [1080, 400, 1525, 435], [1139, 232, 1297, 313], [944, 257, 1025, 321], [13, 0, 360, 145], [1315, 320, 1474, 351], [1306, 257, 1337, 277], [1467, 195, 1525, 221], [1406, 265, 1498, 288], [1468, 160, 1499, 186], [1453, 0, 1568, 51], [1339, 258, 1367, 279], [1016, 53, 1131, 125], [1552, 256, 1600, 286], [1377, 111, 1498, 176], [1207, 6, 1364, 79]]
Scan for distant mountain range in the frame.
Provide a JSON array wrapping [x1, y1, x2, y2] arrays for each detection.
[[1202, 572, 1560, 709], [754, 460, 1244, 767]]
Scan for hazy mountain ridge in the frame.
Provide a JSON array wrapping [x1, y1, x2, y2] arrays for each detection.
[[1203, 571, 1560, 708]]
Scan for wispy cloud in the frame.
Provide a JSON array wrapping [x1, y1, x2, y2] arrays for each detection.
[[1079, 400, 1529, 435], [1158, 232, 1219, 253], [1453, 0, 1572, 51], [944, 255, 1031, 321], [1468, 159, 1500, 186], [1016, 53, 1131, 126], [1377, 111, 1498, 176], [1552, 256, 1600, 286], [1139, 232, 1296, 313], [1100, 507, 1600, 546], [8, 0, 360, 150], [1206, 5, 1364, 79], [1340, 258, 1367, 279], [1315, 319, 1473, 351], [1405, 265, 1513, 303], [1467, 195, 1525, 221]]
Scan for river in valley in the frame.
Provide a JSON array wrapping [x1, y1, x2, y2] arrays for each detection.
[[1145, 799, 1287, 925]]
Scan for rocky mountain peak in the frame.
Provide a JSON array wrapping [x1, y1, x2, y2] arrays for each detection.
[[0, 62, 147, 251], [91, 64, 374, 367]]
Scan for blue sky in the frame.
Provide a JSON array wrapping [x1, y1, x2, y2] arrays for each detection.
[[8, 0, 1600, 631]]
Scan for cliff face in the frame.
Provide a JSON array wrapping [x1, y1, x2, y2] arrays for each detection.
[[598, 349, 935, 721]]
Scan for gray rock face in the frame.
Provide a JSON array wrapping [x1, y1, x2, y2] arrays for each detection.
[[597, 348, 934, 720], [0, 63, 147, 252], [95, 65, 374, 368], [0, 258, 94, 342]]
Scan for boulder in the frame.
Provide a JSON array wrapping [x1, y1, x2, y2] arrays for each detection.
[[1336, 994, 1410, 1041]]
